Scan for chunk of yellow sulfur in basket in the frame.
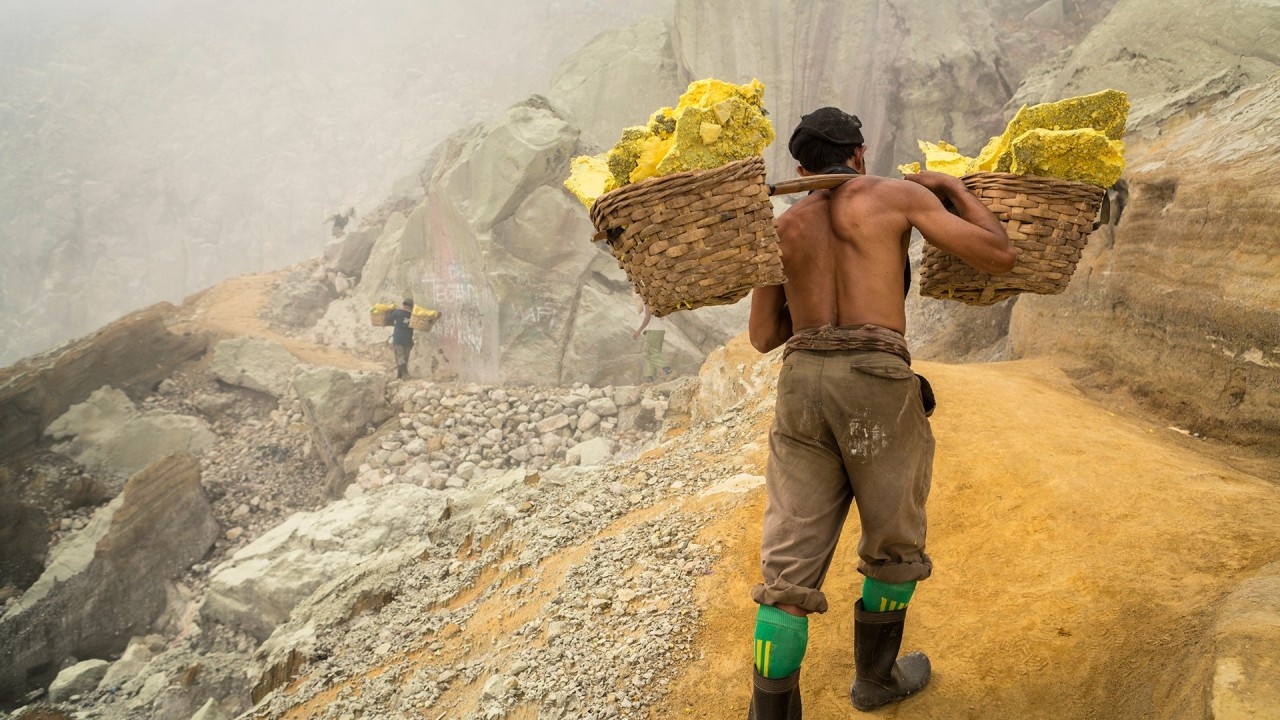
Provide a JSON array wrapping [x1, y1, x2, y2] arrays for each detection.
[[919, 140, 974, 178], [564, 77, 774, 207], [648, 79, 775, 179], [1008, 128, 1126, 187], [898, 161, 921, 176], [371, 303, 396, 314], [411, 306, 439, 318], [989, 89, 1129, 172], [631, 134, 675, 183], [565, 155, 616, 208], [606, 126, 650, 188]]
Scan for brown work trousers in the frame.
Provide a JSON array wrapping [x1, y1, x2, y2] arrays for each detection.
[[752, 349, 935, 614]]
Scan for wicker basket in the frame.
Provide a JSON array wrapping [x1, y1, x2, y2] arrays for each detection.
[[919, 172, 1105, 306], [589, 156, 784, 317], [370, 309, 392, 327], [408, 313, 437, 331]]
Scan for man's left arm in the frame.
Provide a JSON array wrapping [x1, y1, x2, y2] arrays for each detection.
[[749, 284, 792, 353]]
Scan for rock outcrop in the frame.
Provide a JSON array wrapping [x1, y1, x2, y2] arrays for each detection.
[[201, 484, 450, 642], [290, 366, 389, 452], [0, 454, 218, 703], [0, 302, 207, 462], [1007, 0, 1280, 447], [547, 17, 689, 152], [44, 386, 216, 479], [327, 89, 750, 386], [208, 337, 299, 398], [47, 660, 110, 703], [671, 0, 1013, 178]]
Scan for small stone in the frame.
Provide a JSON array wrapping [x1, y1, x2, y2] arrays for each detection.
[[225, 527, 244, 541]]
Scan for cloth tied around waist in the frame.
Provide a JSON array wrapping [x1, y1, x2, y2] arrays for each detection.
[[783, 324, 912, 365]]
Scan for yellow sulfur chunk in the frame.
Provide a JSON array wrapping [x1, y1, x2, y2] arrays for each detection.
[[653, 97, 774, 177], [972, 134, 1004, 172], [411, 306, 439, 318], [564, 77, 774, 207], [919, 140, 975, 178], [1007, 128, 1126, 187], [898, 162, 921, 176], [679, 77, 766, 113], [648, 78, 774, 180], [648, 107, 677, 136], [564, 154, 616, 208], [606, 126, 651, 188], [631, 135, 675, 183], [990, 89, 1129, 172], [371, 303, 396, 314]]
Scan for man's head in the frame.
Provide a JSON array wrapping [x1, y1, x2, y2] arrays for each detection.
[[788, 107, 866, 175], [402, 298, 414, 309]]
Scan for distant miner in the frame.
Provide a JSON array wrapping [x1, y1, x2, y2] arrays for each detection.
[[633, 301, 671, 383], [744, 108, 1013, 717], [325, 207, 356, 237], [389, 298, 416, 380]]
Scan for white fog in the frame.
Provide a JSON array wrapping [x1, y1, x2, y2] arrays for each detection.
[[0, 0, 661, 365]]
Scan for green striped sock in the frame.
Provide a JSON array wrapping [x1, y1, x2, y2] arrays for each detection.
[[862, 577, 917, 612], [753, 604, 808, 678]]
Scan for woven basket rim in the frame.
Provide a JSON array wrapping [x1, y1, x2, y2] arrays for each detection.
[[596, 155, 763, 201], [589, 156, 766, 230], [961, 171, 1106, 196]]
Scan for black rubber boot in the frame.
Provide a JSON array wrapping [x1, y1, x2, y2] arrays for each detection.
[[747, 668, 802, 720], [396, 364, 408, 380], [850, 599, 930, 711]]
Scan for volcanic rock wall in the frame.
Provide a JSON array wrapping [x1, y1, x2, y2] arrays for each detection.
[[1008, 0, 1280, 447]]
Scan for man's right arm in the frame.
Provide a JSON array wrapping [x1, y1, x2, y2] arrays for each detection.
[[749, 284, 792, 353], [902, 172, 1015, 275]]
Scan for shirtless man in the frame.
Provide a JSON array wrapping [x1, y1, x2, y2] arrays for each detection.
[[745, 108, 1013, 719]]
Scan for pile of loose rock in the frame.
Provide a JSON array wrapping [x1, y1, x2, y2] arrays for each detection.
[[349, 382, 669, 493], [245, 382, 772, 720]]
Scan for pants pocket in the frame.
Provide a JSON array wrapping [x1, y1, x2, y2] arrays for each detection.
[[848, 355, 914, 381]]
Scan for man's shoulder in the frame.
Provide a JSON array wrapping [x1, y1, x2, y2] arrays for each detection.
[[841, 174, 912, 194]]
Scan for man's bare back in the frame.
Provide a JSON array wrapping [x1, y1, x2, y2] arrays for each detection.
[[750, 166, 1015, 353]]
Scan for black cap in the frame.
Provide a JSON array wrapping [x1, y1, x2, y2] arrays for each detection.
[[788, 107, 864, 160], [403, 298, 414, 306]]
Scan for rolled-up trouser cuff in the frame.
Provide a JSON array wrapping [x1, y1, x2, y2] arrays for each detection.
[[859, 559, 933, 585], [751, 580, 829, 614]]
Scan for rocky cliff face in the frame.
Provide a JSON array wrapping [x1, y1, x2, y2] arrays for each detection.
[[299, 0, 1121, 386], [306, 26, 749, 387], [1007, 0, 1280, 448], [670, 0, 1111, 179]]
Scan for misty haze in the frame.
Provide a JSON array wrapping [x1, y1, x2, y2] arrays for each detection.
[[1, 0, 1278, 719], [0, 0, 659, 365]]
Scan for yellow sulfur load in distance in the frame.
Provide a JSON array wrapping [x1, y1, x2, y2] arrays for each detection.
[[412, 306, 439, 318], [371, 303, 397, 314], [564, 78, 775, 208], [899, 89, 1129, 188]]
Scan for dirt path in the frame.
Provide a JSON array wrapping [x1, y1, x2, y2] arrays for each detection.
[[662, 358, 1280, 719], [173, 271, 381, 372], [214, 308, 1278, 718]]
